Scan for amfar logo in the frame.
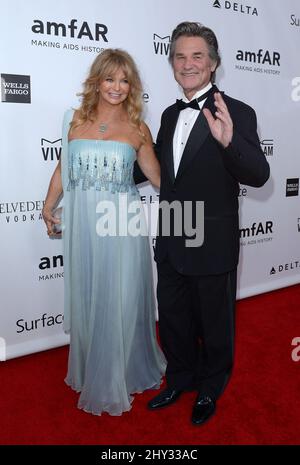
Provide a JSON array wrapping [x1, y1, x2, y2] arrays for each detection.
[[240, 221, 273, 246], [235, 49, 280, 75], [31, 19, 108, 42], [16, 313, 63, 333], [153, 33, 171, 55], [213, 0, 258, 16], [270, 260, 300, 275], [1, 74, 31, 103], [290, 14, 300, 27], [39, 255, 63, 270], [236, 49, 280, 66], [286, 178, 299, 197], [260, 139, 274, 157], [41, 138, 62, 161], [38, 255, 64, 281], [240, 221, 273, 238]]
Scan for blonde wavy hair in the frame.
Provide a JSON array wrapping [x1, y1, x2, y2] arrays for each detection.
[[70, 48, 144, 134]]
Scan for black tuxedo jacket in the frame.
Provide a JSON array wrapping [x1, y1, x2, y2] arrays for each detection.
[[151, 87, 270, 276]]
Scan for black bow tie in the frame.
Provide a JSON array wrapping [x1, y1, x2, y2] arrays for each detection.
[[176, 86, 216, 111]]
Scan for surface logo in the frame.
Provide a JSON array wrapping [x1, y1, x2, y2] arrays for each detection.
[[290, 14, 300, 27], [16, 313, 64, 333], [1, 74, 31, 103]]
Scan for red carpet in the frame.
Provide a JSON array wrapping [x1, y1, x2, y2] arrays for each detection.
[[1, 284, 300, 445]]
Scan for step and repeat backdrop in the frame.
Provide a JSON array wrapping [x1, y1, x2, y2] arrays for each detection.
[[0, 0, 299, 360]]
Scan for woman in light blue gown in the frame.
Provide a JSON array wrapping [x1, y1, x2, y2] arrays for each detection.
[[42, 49, 166, 416]]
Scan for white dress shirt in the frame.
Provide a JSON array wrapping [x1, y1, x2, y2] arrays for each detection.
[[173, 82, 212, 176]]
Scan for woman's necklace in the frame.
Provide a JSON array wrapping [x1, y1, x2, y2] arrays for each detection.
[[99, 123, 108, 133]]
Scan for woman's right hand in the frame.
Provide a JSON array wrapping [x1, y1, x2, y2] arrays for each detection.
[[42, 205, 61, 236]]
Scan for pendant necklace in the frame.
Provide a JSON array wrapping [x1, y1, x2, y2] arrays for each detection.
[[99, 123, 108, 133]]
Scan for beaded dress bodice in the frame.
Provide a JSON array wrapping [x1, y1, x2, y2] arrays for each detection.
[[67, 139, 138, 194]]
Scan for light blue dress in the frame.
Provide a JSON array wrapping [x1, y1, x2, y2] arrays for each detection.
[[61, 111, 165, 416]]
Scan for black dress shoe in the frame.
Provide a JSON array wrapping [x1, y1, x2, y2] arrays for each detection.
[[148, 388, 182, 410], [191, 395, 216, 425]]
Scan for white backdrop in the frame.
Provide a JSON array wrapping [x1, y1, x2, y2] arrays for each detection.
[[0, 0, 299, 360]]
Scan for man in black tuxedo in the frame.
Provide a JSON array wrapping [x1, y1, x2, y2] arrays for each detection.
[[147, 22, 270, 425]]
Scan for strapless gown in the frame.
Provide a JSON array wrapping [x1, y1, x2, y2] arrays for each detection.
[[62, 138, 166, 416]]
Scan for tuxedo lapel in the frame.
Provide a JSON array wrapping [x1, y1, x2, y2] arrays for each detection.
[[175, 87, 218, 183], [164, 106, 180, 184]]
